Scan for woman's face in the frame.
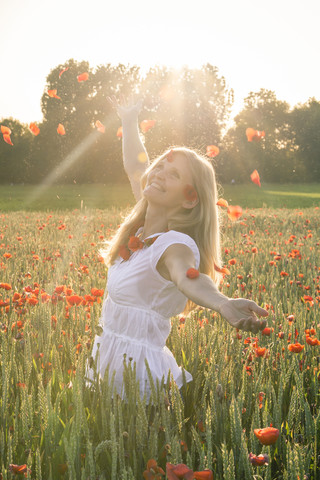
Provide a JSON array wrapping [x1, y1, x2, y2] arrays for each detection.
[[143, 152, 198, 211]]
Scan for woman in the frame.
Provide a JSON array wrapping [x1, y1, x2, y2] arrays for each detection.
[[86, 96, 268, 398]]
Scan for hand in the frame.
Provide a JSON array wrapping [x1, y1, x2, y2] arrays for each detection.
[[107, 94, 143, 122], [219, 298, 268, 334]]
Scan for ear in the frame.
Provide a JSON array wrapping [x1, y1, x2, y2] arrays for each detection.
[[182, 184, 199, 209], [182, 197, 199, 209]]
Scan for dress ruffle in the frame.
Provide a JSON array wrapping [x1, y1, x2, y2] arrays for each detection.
[[85, 297, 192, 397]]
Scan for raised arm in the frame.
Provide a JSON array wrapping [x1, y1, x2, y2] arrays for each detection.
[[108, 95, 150, 202], [159, 244, 268, 334]]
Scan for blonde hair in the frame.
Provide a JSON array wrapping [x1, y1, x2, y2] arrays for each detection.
[[102, 147, 222, 312]]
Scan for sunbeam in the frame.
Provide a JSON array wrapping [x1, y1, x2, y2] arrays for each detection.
[[25, 114, 114, 206]]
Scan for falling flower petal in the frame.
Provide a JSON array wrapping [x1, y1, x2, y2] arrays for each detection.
[[59, 67, 69, 78], [186, 268, 200, 279], [3, 133, 13, 145], [246, 128, 265, 142], [77, 72, 89, 82], [227, 205, 243, 221], [206, 145, 220, 158], [95, 120, 105, 133], [216, 198, 229, 208], [140, 119, 156, 133], [57, 123, 66, 136], [214, 264, 230, 275], [48, 89, 61, 99], [250, 169, 261, 187], [29, 123, 40, 136], [117, 126, 123, 138], [1, 125, 11, 135]]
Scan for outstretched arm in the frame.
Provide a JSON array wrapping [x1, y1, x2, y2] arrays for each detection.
[[108, 95, 150, 201], [158, 244, 268, 334]]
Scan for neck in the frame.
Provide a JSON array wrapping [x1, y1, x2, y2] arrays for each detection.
[[140, 205, 169, 240]]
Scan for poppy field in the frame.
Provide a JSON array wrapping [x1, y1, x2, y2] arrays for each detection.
[[0, 205, 319, 479]]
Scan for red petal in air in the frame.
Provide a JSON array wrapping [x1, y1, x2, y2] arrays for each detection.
[[77, 72, 89, 82], [3, 134, 13, 145], [48, 89, 61, 99], [227, 205, 243, 221], [95, 120, 105, 133], [1, 125, 11, 135], [57, 124, 66, 135], [59, 67, 69, 78], [206, 145, 220, 158], [29, 123, 40, 136]]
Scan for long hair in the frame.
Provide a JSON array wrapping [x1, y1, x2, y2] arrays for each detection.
[[102, 147, 222, 312]]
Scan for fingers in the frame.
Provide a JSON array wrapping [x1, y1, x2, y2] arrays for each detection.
[[238, 315, 267, 334], [249, 301, 269, 317]]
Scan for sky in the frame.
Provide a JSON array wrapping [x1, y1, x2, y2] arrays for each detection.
[[1, 0, 320, 124]]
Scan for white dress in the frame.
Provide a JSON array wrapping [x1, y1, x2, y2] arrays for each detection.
[[85, 229, 200, 398]]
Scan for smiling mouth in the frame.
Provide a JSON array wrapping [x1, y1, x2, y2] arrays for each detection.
[[147, 182, 165, 192]]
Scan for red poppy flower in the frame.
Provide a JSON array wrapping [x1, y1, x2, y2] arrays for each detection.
[[306, 336, 320, 346], [128, 236, 144, 252], [254, 425, 279, 445], [249, 453, 269, 466], [206, 145, 220, 158], [48, 89, 61, 99], [95, 120, 105, 133], [216, 198, 228, 208], [255, 347, 267, 357], [57, 124, 66, 135], [0, 283, 12, 290], [91, 288, 104, 297], [194, 471, 213, 480], [183, 185, 198, 202], [140, 119, 156, 133], [246, 128, 265, 142], [143, 459, 165, 480], [29, 123, 40, 136], [66, 295, 83, 306], [166, 463, 194, 480], [227, 205, 243, 221], [288, 343, 304, 353], [250, 169, 261, 187], [186, 268, 199, 279], [262, 327, 273, 336], [228, 258, 236, 266], [77, 72, 89, 82]]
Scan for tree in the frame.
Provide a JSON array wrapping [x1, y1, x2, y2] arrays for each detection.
[[0, 118, 32, 183], [218, 89, 299, 183], [290, 98, 320, 182]]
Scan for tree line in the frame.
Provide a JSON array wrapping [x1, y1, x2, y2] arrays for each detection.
[[0, 59, 319, 184]]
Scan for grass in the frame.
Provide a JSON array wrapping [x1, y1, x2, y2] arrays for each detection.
[[0, 183, 319, 211]]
